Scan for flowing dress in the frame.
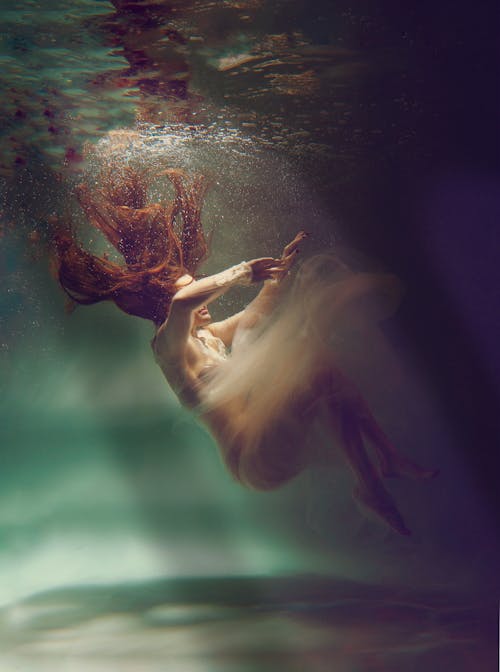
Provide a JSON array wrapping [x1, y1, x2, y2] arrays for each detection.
[[197, 254, 404, 487]]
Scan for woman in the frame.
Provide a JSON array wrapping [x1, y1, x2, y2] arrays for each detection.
[[55, 166, 436, 536]]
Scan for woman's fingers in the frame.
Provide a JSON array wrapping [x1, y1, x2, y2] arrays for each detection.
[[283, 231, 309, 256], [283, 240, 298, 256], [250, 250, 305, 281], [264, 261, 288, 280], [249, 257, 285, 281], [248, 232, 310, 282], [265, 261, 286, 276], [280, 249, 300, 272]]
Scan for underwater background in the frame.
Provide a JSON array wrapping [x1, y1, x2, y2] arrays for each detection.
[[1, 1, 499, 670]]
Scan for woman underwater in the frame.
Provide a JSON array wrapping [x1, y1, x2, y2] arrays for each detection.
[[54, 165, 436, 536]]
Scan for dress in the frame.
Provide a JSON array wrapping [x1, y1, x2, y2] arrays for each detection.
[[199, 254, 404, 457]]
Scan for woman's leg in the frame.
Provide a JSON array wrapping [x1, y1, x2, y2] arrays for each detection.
[[300, 368, 410, 534], [357, 406, 438, 479], [232, 368, 412, 534], [219, 367, 436, 535], [310, 366, 436, 480], [335, 400, 410, 535]]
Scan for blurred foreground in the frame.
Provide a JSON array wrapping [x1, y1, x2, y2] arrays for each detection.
[[0, 575, 495, 672]]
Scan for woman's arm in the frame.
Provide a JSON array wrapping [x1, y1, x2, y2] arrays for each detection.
[[154, 257, 286, 358], [172, 262, 252, 310], [209, 232, 309, 345], [208, 279, 284, 345]]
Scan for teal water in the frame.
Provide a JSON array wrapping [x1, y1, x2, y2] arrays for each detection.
[[1, 1, 499, 669]]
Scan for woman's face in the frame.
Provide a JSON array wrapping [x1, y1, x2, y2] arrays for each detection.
[[193, 304, 212, 326]]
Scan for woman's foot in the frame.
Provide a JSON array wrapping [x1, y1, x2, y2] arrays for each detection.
[[359, 415, 439, 481], [379, 455, 439, 481], [353, 482, 411, 536]]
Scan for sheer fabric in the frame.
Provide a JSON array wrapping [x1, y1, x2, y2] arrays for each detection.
[[199, 255, 404, 453]]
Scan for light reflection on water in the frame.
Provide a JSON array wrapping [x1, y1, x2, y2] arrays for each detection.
[[0, 576, 494, 672], [0, 0, 397, 178]]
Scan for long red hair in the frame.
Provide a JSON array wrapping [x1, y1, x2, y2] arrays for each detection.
[[54, 167, 210, 325]]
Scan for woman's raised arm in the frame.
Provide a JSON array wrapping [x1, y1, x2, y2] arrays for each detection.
[[154, 258, 286, 358], [209, 232, 309, 343], [172, 258, 287, 312]]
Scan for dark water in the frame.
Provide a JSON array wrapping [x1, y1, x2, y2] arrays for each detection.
[[1, 1, 499, 669]]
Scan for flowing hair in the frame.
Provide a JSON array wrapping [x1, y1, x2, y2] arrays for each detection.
[[53, 167, 210, 325]]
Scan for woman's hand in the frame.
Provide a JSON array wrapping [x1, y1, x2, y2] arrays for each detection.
[[279, 230, 309, 277], [249, 232, 309, 283], [248, 257, 287, 282], [282, 230, 309, 259]]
